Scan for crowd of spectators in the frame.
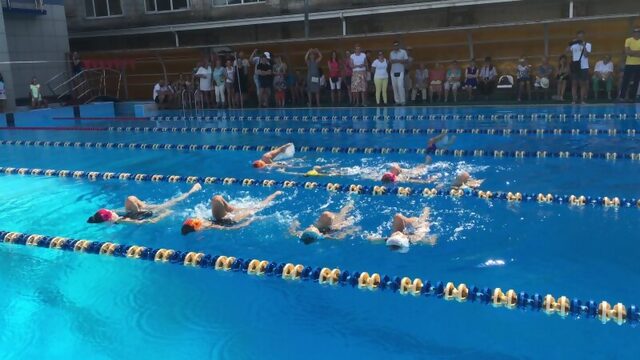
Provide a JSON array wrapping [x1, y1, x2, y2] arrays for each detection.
[[153, 27, 640, 108]]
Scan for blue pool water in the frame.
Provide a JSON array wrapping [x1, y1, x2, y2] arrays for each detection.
[[1, 104, 639, 359]]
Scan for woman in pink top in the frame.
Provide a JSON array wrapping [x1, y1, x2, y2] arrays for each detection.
[[429, 63, 446, 102], [343, 50, 353, 104], [328, 50, 342, 105]]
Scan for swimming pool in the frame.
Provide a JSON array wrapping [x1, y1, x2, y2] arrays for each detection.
[[1, 104, 639, 359]]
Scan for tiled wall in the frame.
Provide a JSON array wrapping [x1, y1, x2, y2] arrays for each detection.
[[2, 4, 70, 109]]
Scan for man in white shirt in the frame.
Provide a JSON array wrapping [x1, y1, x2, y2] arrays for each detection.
[[389, 41, 409, 105], [195, 61, 213, 108], [153, 80, 169, 109], [566, 30, 592, 104], [592, 55, 614, 100]]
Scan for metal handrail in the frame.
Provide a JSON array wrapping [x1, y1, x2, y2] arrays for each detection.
[[193, 89, 202, 116], [46, 68, 124, 104]]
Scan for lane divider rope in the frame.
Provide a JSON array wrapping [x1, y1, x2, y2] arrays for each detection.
[[1, 230, 637, 327], [1, 139, 639, 161], [146, 113, 640, 122], [1, 166, 638, 209], [106, 126, 640, 137]]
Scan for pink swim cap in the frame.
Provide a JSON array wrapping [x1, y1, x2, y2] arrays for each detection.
[[381, 172, 397, 183], [88, 208, 114, 223]]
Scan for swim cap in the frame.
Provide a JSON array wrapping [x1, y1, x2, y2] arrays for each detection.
[[386, 232, 410, 253], [300, 229, 323, 245], [181, 218, 203, 235], [381, 172, 397, 183], [87, 209, 113, 223], [305, 169, 320, 177], [253, 160, 266, 169]]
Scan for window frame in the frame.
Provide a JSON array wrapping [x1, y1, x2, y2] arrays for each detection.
[[145, 0, 192, 14], [84, 0, 124, 19], [212, 0, 265, 7]]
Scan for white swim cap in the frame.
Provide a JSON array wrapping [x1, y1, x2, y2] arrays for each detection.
[[386, 232, 410, 253]]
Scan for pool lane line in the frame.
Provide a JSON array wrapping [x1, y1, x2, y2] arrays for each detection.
[[107, 126, 640, 137], [1, 166, 638, 210], [0, 126, 107, 131], [146, 113, 640, 122], [1, 139, 639, 161], [52, 117, 151, 121], [54, 113, 640, 123], [1, 230, 636, 327]]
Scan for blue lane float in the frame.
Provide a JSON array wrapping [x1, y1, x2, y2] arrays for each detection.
[[1, 166, 639, 210], [1, 230, 637, 327], [147, 113, 640, 122], [1, 139, 640, 161], [107, 126, 640, 137]]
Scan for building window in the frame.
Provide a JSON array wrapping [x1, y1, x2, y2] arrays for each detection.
[[212, 0, 264, 6], [85, 0, 123, 17], [146, 0, 190, 12]]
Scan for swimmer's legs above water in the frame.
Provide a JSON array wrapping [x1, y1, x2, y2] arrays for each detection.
[[211, 191, 283, 222], [125, 183, 202, 214]]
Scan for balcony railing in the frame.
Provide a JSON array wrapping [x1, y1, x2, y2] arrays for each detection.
[[2, 0, 46, 15]]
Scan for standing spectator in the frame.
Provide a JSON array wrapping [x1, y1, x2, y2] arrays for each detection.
[[389, 40, 409, 105], [411, 63, 428, 102], [212, 59, 226, 108], [478, 56, 497, 100], [536, 56, 554, 100], [0, 73, 6, 112], [464, 58, 478, 100], [343, 50, 353, 105], [295, 70, 306, 105], [71, 51, 84, 75], [365, 50, 374, 97], [567, 30, 591, 104], [618, 27, 640, 102], [516, 57, 532, 102], [273, 56, 288, 108], [256, 54, 273, 107], [350, 44, 368, 106], [250, 49, 262, 101], [429, 63, 445, 102], [234, 51, 250, 107], [305, 48, 322, 107], [287, 70, 298, 105], [444, 60, 462, 102], [592, 55, 614, 100], [225, 59, 237, 108], [371, 51, 389, 105], [195, 60, 213, 108], [555, 55, 570, 101], [404, 69, 412, 102], [327, 51, 342, 105], [30, 77, 45, 108]]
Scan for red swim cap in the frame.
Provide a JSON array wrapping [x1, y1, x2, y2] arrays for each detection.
[[253, 160, 266, 168], [381, 172, 397, 183]]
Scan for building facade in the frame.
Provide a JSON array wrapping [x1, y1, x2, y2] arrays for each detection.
[[0, 0, 70, 111]]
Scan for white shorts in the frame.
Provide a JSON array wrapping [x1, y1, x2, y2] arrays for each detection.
[[330, 77, 342, 90], [444, 81, 460, 91]]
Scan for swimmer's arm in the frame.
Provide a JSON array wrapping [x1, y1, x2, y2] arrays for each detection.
[[207, 218, 257, 230], [288, 220, 302, 237], [330, 226, 360, 240], [410, 235, 438, 246], [118, 210, 173, 224], [366, 234, 386, 243]]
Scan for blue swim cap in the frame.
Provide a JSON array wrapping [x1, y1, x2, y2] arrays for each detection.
[[300, 229, 323, 245]]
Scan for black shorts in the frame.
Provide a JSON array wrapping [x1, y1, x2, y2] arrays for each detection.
[[154, 96, 168, 104], [571, 67, 589, 81], [344, 76, 352, 86], [259, 81, 273, 89]]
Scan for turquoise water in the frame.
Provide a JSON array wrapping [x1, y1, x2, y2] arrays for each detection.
[[1, 105, 639, 359]]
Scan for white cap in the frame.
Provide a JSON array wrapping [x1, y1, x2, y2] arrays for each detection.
[[264, 51, 271, 59]]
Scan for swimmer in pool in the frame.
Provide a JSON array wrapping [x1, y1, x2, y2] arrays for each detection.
[[278, 164, 342, 177], [253, 143, 295, 169], [289, 202, 359, 244], [181, 190, 283, 234], [426, 132, 456, 154], [367, 208, 436, 252], [380, 162, 440, 184], [87, 183, 202, 224], [451, 170, 484, 189]]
